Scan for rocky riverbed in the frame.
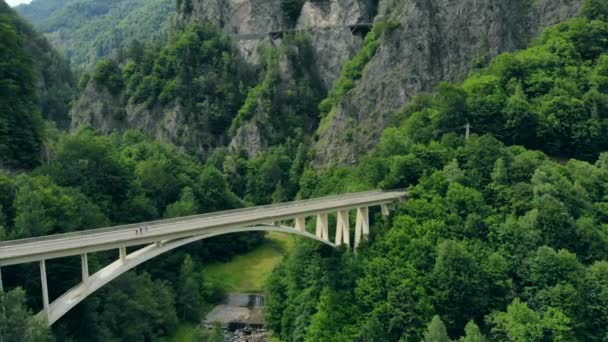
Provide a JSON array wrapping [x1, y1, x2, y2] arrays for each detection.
[[204, 293, 268, 342]]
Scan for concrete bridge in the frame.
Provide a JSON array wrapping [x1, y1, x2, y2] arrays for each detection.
[[0, 190, 406, 325]]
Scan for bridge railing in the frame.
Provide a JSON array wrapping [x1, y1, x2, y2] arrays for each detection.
[[0, 190, 395, 247]]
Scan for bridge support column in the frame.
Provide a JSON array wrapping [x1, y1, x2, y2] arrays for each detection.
[[119, 247, 127, 262], [381, 204, 390, 217], [81, 254, 89, 283], [40, 260, 50, 321], [295, 217, 306, 232], [315, 214, 329, 240], [355, 207, 369, 249], [335, 210, 350, 247]]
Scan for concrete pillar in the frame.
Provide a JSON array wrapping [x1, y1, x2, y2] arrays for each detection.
[[295, 216, 306, 232], [119, 247, 127, 262], [355, 207, 369, 249], [40, 260, 50, 321], [315, 213, 328, 240], [381, 204, 390, 217], [335, 213, 342, 246], [81, 254, 89, 283], [336, 210, 350, 247]]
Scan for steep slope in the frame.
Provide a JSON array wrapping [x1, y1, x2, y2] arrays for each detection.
[[177, 0, 374, 89], [2, 1, 76, 128], [313, 0, 585, 166], [266, 6, 608, 341], [70, 24, 255, 157], [0, 1, 43, 169], [16, 0, 174, 71]]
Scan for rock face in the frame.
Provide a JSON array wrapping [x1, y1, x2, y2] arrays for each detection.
[[179, 0, 372, 89], [71, 0, 585, 162], [70, 83, 218, 155], [313, 0, 585, 166]]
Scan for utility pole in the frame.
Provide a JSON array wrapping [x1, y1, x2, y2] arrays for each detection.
[[465, 121, 471, 140]]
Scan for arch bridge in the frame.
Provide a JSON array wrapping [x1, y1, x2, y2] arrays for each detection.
[[0, 190, 406, 325]]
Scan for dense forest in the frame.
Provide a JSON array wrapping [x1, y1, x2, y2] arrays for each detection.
[[2, 0, 608, 341], [265, 2, 608, 341], [16, 0, 174, 71]]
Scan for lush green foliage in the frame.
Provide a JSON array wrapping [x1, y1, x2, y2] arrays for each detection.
[[266, 11, 608, 342], [3, 2, 76, 127], [87, 23, 255, 151], [0, 130, 264, 341], [16, 0, 174, 71], [390, 16, 608, 159], [0, 288, 53, 342], [0, 3, 43, 170], [230, 34, 325, 150], [92, 59, 123, 95]]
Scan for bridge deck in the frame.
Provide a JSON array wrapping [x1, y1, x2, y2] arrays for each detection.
[[0, 190, 406, 266]]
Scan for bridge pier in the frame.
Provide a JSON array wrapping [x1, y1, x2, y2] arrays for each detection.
[[119, 247, 127, 262], [381, 204, 390, 216], [40, 260, 50, 321], [355, 207, 369, 248], [335, 210, 350, 246], [295, 217, 306, 232], [315, 214, 329, 240], [81, 254, 89, 283]]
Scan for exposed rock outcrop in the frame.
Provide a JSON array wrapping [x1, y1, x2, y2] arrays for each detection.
[[178, 0, 372, 88], [70, 83, 220, 156], [313, 0, 585, 166]]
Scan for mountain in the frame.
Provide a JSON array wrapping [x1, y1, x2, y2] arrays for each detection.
[[16, 0, 174, 71], [70, 0, 586, 165], [0, 0, 76, 169]]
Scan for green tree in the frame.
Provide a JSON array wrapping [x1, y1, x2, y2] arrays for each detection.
[[165, 187, 198, 218], [490, 299, 574, 342], [0, 9, 43, 169], [423, 315, 451, 342], [432, 240, 488, 334], [459, 320, 486, 342], [177, 255, 204, 322], [582, 0, 608, 21], [0, 287, 53, 342], [92, 58, 123, 95]]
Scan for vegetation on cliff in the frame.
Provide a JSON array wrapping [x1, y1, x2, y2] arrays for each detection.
[[265, 5, 608, 341]]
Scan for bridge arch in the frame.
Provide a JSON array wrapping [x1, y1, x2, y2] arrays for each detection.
[[43, 224, 334, 325]]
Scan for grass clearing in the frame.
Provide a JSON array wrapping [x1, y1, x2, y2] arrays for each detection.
[[158, 323, 197, 342], [161, 232, 297, 341], [203, 232, 297, 293]]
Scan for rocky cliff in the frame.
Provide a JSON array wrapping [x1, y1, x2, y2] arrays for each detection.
[[313, 0, 585, 166], [178, 0, 373, 89], [70, 0, 585, 162]]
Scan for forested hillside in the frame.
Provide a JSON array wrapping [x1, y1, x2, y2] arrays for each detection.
[[265, 2, 608, 341], [0, 2, 44, 169], [0, 129, 266, 340], [16, 0, 174, 71], [0, 1, 75, 130], [3, 0, 608, 341]]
